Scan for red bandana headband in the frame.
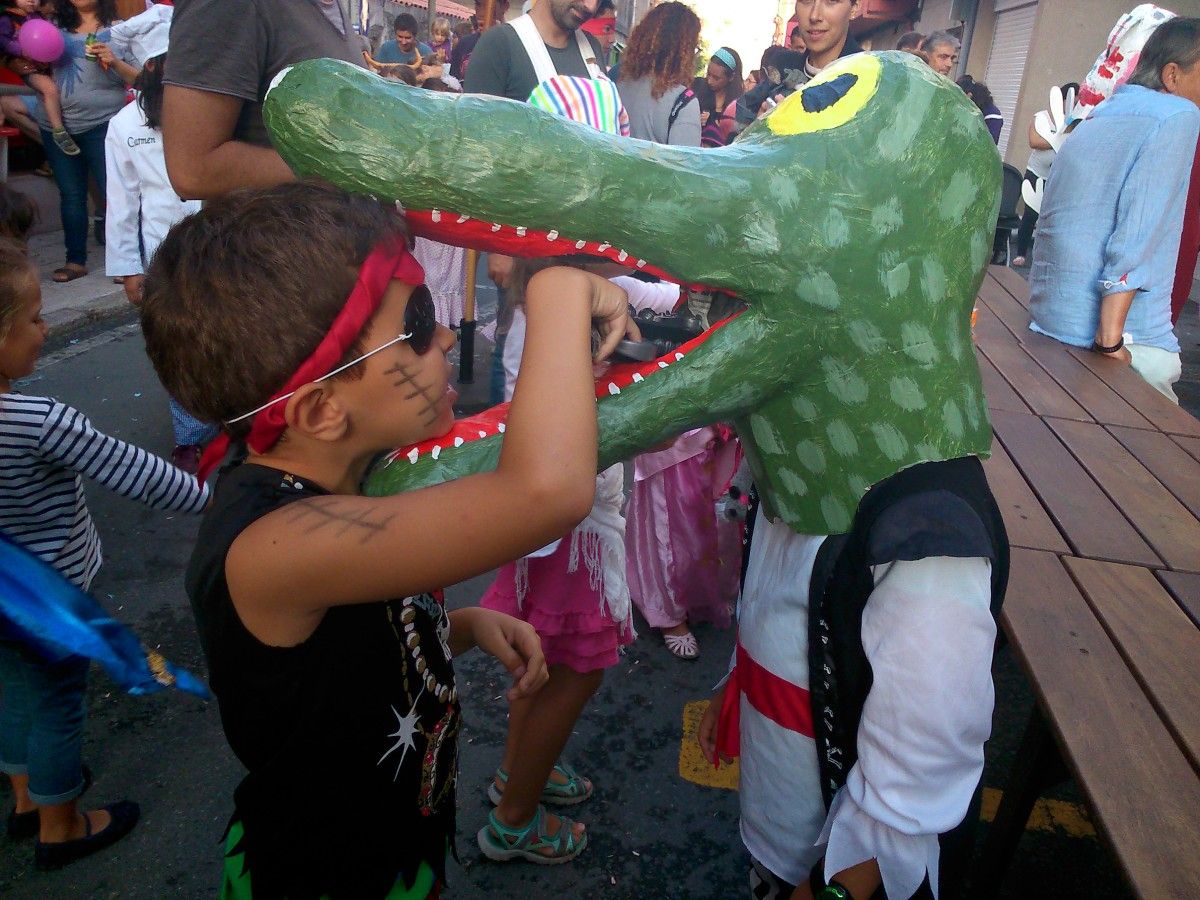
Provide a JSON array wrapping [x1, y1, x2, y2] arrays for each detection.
[[195, 241, 426, 483]]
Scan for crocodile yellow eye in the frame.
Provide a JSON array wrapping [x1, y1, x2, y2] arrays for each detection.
[[767, 54, 881, 136]]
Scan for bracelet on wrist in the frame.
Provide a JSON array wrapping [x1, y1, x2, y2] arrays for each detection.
[[1091, 336, 1124, 354], [818, 880, 853, 900]]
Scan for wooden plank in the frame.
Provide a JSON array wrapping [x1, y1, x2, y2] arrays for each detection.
[[978, 341, 1092, 422], [1002, 549, 1200, 897], [1018, 331, 1154, 430], [1173, 434, 1200, 464], [972, 299, 1019, 347], [990, 409, 1160, 566], [1063, 557, 1200, 771], [981, 437, 1069, 552], [975, 350, 1031, 414], [987, 265, 1032, 309], [1158, 570, 1200, 628], [1109, 425, 1200, 520], [1047, 419, 1200, 573], [977, 276, 1031, 339], [1067, 347, 1200, 439]]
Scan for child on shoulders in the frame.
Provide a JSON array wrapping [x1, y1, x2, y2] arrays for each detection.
[[1, 0, 80, 155]]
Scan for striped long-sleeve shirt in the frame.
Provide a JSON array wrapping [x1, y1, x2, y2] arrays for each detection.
[[1, 393, 210, 590]]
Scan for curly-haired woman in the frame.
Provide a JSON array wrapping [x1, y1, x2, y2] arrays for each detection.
[[617, 1, 702, 146]]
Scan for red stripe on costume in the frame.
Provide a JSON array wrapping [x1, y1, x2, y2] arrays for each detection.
[[714, 641, 813, 767]]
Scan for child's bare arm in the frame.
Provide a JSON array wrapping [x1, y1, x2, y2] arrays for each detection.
[[227, 269, 635, 637], [448, 607, 548, 700]]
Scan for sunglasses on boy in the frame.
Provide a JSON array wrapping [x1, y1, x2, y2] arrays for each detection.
[[225, 284, 438, 425]]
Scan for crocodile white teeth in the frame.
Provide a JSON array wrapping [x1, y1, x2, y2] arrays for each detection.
[[617, 250, 628, 262], [607, 383, 620, 395], [516, 226, 527, 237], [632, 373, 644, 383], [597, 243, 610, 252], [478, 430, 487, 438], [457, 214, 470, 224], [431, 445, 441, 460], [491, 223, 502, 232], [547, 230, 559, 241], [658, 361, 669, 368], [407, 448, 420, 464], [576, 240, 587, 250], [453, 437, 464, 447], [636, 259, 646, 268], [431, 209, 442, 222], [498, 423, 506, 433], [674, 352, 685, 361]]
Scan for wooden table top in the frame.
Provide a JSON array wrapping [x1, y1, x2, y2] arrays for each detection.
[[973, 266, 1200, 898]]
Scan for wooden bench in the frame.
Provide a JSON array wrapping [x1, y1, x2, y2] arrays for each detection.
[[971, 266, 1200, 897]]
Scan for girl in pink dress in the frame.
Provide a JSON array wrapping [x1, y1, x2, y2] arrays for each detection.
[[626, 424, 741, 658]]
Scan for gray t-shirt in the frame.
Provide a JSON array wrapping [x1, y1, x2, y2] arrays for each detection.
[[165, 0, 364, 147], [619, 77, 700, 146], [463, 22, 603, 101], [34, 27, 127, 134]]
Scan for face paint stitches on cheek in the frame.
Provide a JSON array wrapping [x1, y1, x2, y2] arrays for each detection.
[[383, 356, 446, 428]]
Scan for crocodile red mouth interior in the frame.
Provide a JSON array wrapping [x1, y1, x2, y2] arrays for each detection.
[[384, 207, 739, 468]]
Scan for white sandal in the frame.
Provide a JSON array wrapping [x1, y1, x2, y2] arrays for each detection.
[[663, 631, 699, 660]]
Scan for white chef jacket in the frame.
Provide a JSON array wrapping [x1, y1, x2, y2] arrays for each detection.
[[106, 3, 172, 68], [737, 507, 996, 898], [104, 101, 202, 277]]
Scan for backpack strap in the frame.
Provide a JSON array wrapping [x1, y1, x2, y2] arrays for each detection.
[[666, 87, 696, 140]]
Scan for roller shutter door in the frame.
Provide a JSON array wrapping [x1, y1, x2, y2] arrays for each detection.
[[985, 0, 1038, 159]]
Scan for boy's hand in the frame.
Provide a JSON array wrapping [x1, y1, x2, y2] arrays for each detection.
[[584, 273, 640, 361], [697, 684, 733, 765], [469, 608, 549, 701]]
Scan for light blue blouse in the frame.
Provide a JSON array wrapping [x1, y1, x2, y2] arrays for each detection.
[[1029, 84, 1200, 352]]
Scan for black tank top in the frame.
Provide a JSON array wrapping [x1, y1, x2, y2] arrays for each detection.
[[185, 464, 460, 899]]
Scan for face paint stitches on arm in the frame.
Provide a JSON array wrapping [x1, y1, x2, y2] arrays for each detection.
[[283, 498, 398, 543]]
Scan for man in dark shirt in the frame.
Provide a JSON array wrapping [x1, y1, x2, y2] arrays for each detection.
[[464, 0, 603, 101], [162, 0, 364, 199]]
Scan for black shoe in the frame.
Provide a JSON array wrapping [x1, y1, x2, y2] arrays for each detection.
[[92, 215, 105, 245], [6, 764, 92, 841], [34, 799, 138, 870]]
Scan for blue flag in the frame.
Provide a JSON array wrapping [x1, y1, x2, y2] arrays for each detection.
[[0, 530, 209, 699]]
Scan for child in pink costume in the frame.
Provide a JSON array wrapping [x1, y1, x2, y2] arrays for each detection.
[[626, 423, 741, 659]]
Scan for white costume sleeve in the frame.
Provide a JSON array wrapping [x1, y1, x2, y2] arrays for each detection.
[[104, 119, 144, 277], [817, 555, 995, 900], [609, 275, 680, 315]]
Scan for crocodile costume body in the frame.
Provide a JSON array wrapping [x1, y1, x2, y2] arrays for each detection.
[[263, 52, 1000, 535]]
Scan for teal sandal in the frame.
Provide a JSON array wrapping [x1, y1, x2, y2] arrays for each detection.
[[477, 806, 587, 864], [487, 763, 594, 807]]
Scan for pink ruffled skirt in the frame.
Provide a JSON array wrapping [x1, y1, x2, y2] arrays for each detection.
[[480, 535, 634, 674]]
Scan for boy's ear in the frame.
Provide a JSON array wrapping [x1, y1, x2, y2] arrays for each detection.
[[284, 383, 350, 443]]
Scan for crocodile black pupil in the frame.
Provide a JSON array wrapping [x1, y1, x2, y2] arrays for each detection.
[[801, 73, 859, 114]]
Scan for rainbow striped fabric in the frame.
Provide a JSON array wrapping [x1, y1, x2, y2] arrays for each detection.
[[527, 75, 631, 137]]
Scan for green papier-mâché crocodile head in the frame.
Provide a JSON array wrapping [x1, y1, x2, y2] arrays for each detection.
[[263, 51, 1000, 534]]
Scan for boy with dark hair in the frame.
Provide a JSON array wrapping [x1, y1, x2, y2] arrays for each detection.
[[736, 0, 862, 129], [138, 180, 637, 898], [377, 12, 433, 65]]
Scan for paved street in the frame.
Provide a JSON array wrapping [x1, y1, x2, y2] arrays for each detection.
[[0, 288, 1171, 897]]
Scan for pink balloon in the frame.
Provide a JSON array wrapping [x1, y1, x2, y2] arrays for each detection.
[[18, 20, 65, 65]]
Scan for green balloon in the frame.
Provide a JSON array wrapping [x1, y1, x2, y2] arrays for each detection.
[[264, 51, 999, 534]]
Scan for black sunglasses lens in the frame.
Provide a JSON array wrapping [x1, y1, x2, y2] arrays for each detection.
[[405, 285, 436, 354]]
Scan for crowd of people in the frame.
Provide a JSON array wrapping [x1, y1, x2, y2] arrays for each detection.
[[0, 0, 1198, 898]]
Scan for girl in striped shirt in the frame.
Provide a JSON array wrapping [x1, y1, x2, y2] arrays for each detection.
[[0, 239, 209, 870]]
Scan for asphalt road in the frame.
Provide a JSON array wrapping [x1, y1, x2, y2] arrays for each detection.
[[0, 310, 1146, 899]]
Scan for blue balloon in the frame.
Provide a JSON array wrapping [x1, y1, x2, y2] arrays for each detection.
[[0, 530, 209, 699]]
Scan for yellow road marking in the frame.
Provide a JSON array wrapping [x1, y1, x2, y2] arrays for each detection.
[[980, 787, 1096, 839], [679, 701, 1097, 839], [679, 700, 739, 790]]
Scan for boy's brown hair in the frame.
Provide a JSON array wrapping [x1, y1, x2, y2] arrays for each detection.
[[140, 181, 407, 439], [0, 239, 37, 342]]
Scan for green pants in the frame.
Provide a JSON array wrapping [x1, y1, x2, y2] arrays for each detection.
[[220, 819, 437, 900]]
